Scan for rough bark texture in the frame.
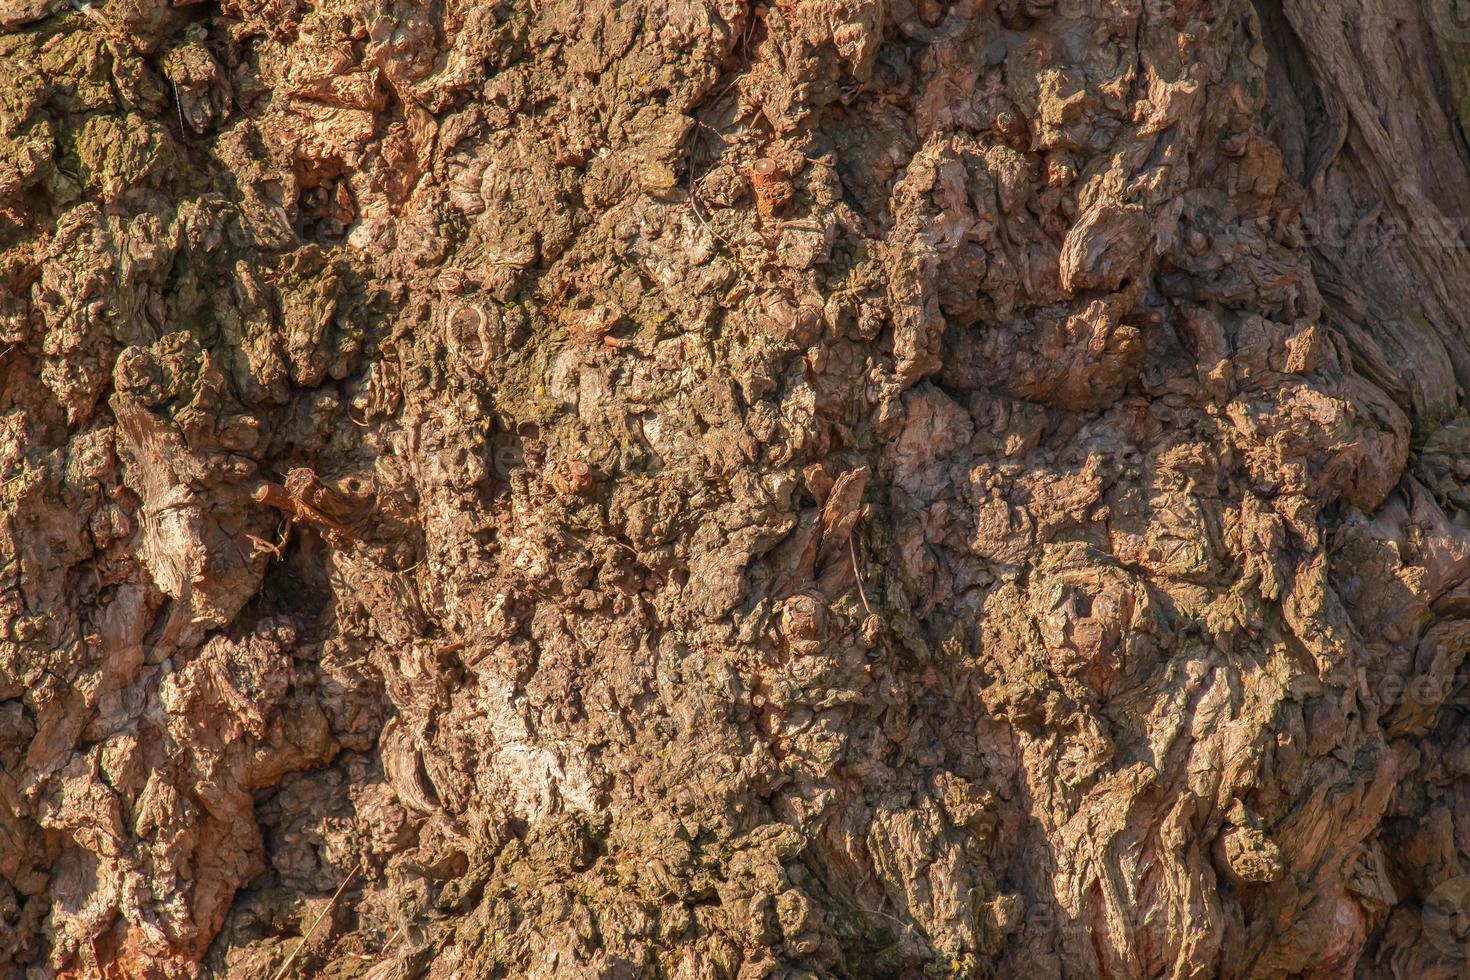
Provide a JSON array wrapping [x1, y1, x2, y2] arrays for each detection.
[[6, 0, 1470, 977]]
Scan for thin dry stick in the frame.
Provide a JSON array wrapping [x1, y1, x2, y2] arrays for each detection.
[[347, 922, 403, 963], [850, 536, 872, 614], [172, 79, 188, 142], [685, 128, 742, 259], [852, 901, 917, 936], [376, 923, 404, 960], [244, 533, 283, 560], [272, 864, 361, 980]]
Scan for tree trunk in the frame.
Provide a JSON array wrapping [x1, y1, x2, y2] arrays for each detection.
[[4, 0, 1470, 976]]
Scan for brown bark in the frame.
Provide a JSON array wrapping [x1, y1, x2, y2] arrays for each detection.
[[3, 0, 1470, 977]]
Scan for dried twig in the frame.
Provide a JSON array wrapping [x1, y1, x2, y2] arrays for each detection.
[[244, 533, 282, 560], [171, 79, 189, 143], [850, 535, 871, 614], [377, 923, 404, 959], [851, 901, 918, 936], [272, 864, 361, 980], [685, 125, 743, 260], [245, 521, 290, 561]]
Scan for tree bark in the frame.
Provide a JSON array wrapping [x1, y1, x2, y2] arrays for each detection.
[[4, 0, 1470, 977]]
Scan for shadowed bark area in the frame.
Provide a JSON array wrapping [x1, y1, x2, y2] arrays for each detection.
[[4, 0, 1470, 977]]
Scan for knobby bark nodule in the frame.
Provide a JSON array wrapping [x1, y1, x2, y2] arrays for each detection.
[[3, 0, 1470, 976]]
